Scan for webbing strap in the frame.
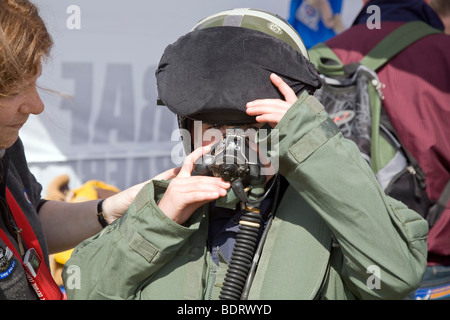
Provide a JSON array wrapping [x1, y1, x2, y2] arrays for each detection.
[[5, 188, 43, 258], [427, 180, 450, 228], [2, 188, 64, 300], [308, 42, 344, 77], [361, 21, 442, 71], [437, 181, 450, 211], [309, 21, 442, 75]]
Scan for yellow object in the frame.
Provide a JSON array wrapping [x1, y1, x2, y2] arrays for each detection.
[[69, 180, 120, 203], [54, 249, 74, 265], [52, 179, 120, 264]]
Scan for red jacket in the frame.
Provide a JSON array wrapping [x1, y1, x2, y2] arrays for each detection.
[[325, 22, 450, 265]]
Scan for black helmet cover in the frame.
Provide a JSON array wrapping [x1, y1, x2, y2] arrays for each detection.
[[156, 26, 321, 125]]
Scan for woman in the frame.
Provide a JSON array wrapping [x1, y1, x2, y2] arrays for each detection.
[[0, 0, 175, 299]]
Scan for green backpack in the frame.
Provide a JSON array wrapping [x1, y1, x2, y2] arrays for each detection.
[[308, 21, 448, 227]]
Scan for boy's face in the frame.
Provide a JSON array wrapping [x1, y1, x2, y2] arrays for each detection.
[[191, 121, 265, 147], [188, 120, 277, 180]]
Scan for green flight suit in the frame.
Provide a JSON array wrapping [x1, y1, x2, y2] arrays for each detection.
[[63, 91, 428, 300]]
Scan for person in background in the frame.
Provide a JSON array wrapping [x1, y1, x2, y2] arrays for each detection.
[[319, 0, 450, 299], [0, 0, 176, 300], [427, 0, 450, 34], [288, 0, 345, 48]]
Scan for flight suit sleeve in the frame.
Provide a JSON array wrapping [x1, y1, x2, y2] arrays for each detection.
[[274, 91, 428, 299], [62, 179, 205, 300]]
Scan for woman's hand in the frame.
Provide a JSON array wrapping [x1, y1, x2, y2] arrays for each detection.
[[102, 167, 181, 223], [40, 164, 182, 253], [246, 73, 298, 128], [158, 145, 231, 225]]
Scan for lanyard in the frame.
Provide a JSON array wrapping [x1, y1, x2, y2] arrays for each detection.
[[0, 187, 64, 300]]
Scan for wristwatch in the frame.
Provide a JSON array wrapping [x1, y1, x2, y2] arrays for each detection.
[[96, 199, 109, 228]]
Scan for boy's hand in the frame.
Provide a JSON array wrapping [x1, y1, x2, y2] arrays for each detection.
[[246, 73, 298, 128], [158, 145, 231, 225]]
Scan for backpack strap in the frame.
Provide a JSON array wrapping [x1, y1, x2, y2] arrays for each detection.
[[309, 21, 442, 75], [360, 21, 442, 71], [308, 42, 344, 77], [427, 181, 450, 228]]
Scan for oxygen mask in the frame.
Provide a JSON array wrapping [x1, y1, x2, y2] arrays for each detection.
[[193, 127, 276, 206]]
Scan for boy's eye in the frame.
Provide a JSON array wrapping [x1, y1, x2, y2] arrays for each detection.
[[202, 124, 220, 131]]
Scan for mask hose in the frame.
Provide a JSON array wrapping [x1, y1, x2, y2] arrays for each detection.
[[219, 207, 262, 300], [219, 175, 280, 300]]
